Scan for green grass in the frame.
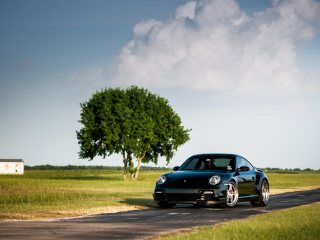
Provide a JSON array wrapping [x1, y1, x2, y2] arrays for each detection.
[[0, 170, 319, 220], [267, 173, 320, 189], [0, 170, 164, 220], [155, 202, 320, 240]]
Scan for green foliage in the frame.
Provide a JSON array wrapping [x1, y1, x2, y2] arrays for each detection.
[[76, 86, 191, 178]]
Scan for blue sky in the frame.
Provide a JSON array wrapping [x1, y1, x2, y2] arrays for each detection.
[[1, 0, 320, 169]]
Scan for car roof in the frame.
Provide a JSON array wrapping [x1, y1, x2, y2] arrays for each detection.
[[190, 153, 243, 158]]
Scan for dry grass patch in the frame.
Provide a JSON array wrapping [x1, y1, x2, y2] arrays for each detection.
[[270, 185, 320, 195], [2, 206, 147, 221]]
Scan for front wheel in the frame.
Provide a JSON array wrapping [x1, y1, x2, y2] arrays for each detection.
[[225, 181, 239, 207], [251, 179, 269, 207], [157, 203, 176, 208]]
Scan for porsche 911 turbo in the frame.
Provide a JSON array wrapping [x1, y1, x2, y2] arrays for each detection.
[[153, 154, 269, 208]]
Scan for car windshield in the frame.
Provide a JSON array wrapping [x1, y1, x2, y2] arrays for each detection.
[[179, 156, 235, 171]]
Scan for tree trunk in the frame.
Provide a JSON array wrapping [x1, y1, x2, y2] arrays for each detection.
[[128, 152, 135, 180], [130, 159, 135, 180], [122, 150, 127, 180], [134, 151, 146, 179], [135, 158, 141, 179]]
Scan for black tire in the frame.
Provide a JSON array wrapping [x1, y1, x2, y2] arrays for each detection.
[[251, 179, 269, 207], [224, 181, 239, 207], [157, 203, 176, 208]]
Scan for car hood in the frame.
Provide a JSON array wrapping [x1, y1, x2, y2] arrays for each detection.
[[163, 170, 229, 188]]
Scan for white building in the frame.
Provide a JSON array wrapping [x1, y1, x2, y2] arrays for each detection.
[[0, 159, 24, 174]]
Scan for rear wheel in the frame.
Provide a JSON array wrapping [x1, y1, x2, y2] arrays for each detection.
[[251, 179, 269, 206], [157, 203, 176, 208], [225, 181, 239, 207]]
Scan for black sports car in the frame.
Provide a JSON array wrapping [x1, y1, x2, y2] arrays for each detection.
[[153, 154, 269, 208]]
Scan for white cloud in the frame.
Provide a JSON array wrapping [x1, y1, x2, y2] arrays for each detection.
[[174, 1, 197, 20], [69, 66, 106, 92], [72, 0, 320, 96]]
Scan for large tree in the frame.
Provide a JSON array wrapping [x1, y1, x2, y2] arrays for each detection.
[[76, 86, 191, 179]]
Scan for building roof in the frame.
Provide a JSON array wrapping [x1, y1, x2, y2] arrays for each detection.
[[0, 159, 24, 162]]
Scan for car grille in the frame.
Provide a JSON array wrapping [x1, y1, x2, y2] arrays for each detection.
[[167, 194, 199, 201], [168, 180, 209, 188], [200, 194, 214, 201], [155, 193, 166, 200], [155, 193, 214, 202]]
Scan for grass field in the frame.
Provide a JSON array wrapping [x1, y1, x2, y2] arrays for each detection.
[[0, 170, 320, 220], [0, 170, 160, 220], [152, 202, 320, 240]]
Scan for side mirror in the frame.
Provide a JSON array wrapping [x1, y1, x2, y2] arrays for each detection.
[[239, 166, 250, 172], [173, 166, 180, 171], [234, 168, 240, 176]]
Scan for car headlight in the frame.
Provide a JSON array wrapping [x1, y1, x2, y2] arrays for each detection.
[[156, 175, 167, 185], [209, 175, 221, 185]]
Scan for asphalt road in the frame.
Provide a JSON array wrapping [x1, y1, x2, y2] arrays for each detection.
[[1, 189, 320, 240]]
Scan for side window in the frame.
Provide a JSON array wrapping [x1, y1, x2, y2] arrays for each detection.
[[244, 159, 254, 170], [236, 157, 246, 169], [237, 157, 254, 171]]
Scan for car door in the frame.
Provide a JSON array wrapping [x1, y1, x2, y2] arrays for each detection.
[[236, 157, 256, 196]]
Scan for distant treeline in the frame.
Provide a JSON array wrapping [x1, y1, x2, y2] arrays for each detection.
[[261, 167, 318, 171], [259, 167, 320, 174], [24, 164, 171, 171], [24, 165, 319, 172]]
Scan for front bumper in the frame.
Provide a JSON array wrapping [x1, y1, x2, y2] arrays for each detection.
[[153, 187, 227, 205]]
